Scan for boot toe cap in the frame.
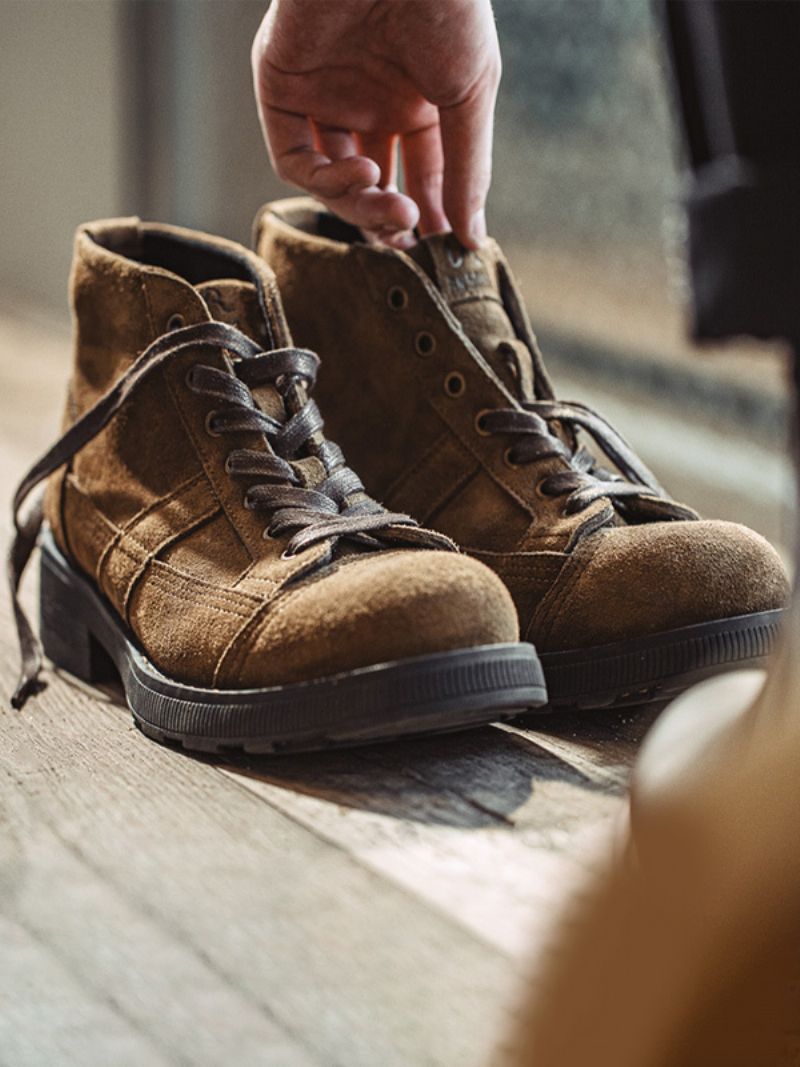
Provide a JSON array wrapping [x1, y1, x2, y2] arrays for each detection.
[[232, 550, 520, 687], [537, 520, 789, 651]]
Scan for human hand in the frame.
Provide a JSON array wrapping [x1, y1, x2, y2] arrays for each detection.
[[252, 0, 501, 248]]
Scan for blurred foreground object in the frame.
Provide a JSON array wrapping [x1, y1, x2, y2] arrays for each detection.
[[508, 3, 800, 1062]]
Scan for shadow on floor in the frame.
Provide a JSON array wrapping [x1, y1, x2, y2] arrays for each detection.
[[53, 667, 661, 829]]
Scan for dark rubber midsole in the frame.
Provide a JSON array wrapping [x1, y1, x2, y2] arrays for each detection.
[[39, 531, 547, 748], [539, 609, 784, 708]]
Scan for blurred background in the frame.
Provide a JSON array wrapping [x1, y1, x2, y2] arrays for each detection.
[[0, 0, 791, 548]]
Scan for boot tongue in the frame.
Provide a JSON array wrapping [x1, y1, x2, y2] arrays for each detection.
[[408, 234, 535, 400]]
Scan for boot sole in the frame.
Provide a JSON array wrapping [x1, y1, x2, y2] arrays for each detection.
[[38, 531, 547, 754], [538, 611, 784, 710]]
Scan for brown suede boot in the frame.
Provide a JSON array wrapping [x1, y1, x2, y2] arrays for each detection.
[[8, 218, 546, 752], [254, 198, 789, 709]]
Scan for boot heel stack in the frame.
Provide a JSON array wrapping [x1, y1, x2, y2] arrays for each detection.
[[39, 546, 109, 685]]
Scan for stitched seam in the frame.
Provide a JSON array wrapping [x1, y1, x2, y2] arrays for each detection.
[[146, 560, 261, 611], [63, 476, 121, 584], [468, 550, 566, 561], [533, 539, 601, 639], [110, 503, 222, 622], [218, 553, 348, 683], [212, 603, 269, 686], [447, 294, 504, 310], [223, 581, 316, 685], [142, 567, 254, 617], [151, 558, 262, 606], [424, 466, 484, 526], [429, 400, 537, 516], [382, 429, 452, 503], [487, 573, 558, 584], [121, 471, 206, 532]]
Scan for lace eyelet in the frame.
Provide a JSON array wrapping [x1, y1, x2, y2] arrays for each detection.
[[503, 447, 520, 470], [448, 247, 464, 268], [167, 313, 185, 332], [204, 411, 222, 437], [414, 331, 436, 357], [444, 372, 466, 398], [534, 479, 551, 499], [262, 527, 275, 541], [280, 548, 296, 561], [224, 453, 235, 474], [242, 493, 255, 511], [185, 367, 198, 389], [387, 285, 408, 311], [474, 409, 493, 436]]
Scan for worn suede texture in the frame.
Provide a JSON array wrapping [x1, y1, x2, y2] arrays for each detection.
[[254, 198, 789, 650], [44, 218, 519, 690]]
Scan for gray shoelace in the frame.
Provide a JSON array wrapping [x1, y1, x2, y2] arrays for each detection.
[[482, 340, 697, 519], [9, 320, 456, 709]]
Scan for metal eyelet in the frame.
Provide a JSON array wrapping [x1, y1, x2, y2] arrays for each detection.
[[204, 411, 221, 437], [448, 247, 464, 268], [444, 372, 466, 398], [185, 367, 197, 389], [387, 285, 408, 311], [280, 548, 296, 561], [503, 447, 520, 470], [262, 527, 275, 541], [223, 453, 235, 474], [167, 313, 185, 332], [474, 409, 493, 436], [415, 331, 436, 357], [242, 493, 255, 511]]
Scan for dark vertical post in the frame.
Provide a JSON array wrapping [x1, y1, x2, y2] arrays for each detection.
[[659, 1, 800, 344]]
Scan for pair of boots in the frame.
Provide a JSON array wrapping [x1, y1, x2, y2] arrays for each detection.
[[9, 202, 788, 753]]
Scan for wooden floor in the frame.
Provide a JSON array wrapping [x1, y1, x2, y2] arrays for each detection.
[[0, 307, 781, 1066]]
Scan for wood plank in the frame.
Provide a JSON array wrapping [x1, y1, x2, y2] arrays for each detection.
[[0, 777, 319, 1067], [0, 915, 174, 1067], [219, 724, 627, 960], [0, 631, 525, 1067]]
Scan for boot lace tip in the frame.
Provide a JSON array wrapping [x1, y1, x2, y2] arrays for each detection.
[[10, 672, 43, 710]]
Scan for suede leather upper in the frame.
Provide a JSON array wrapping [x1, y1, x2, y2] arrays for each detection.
[[254, 197, 789, 650], [43, 218, 519, 689]]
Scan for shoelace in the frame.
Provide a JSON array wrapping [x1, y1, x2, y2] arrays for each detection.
[[484, 342, 698, 519], [9, 320, 455, 708]]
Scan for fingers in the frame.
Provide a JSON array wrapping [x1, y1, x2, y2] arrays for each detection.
[[402, 124, 448, 235], [264, 106, 418, 235], [252, 21, 419, 243], [312, 121, 358, 163], [356, 133, 398, 189], [264, 105, 379, 196], [438, 66, 500, 249]]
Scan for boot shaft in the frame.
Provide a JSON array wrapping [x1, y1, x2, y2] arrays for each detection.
[[49, 218, 308, 575], [254, 198, 611, 556]]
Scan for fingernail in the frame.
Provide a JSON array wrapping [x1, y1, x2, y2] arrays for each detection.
[[469, 209, 487, 247]]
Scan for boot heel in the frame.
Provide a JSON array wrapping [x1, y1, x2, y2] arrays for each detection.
[[39, 550, 109, 684]]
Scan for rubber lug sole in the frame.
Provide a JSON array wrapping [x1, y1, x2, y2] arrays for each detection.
[[537, 610, 784, 711], [38, 531, 547, 754]]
